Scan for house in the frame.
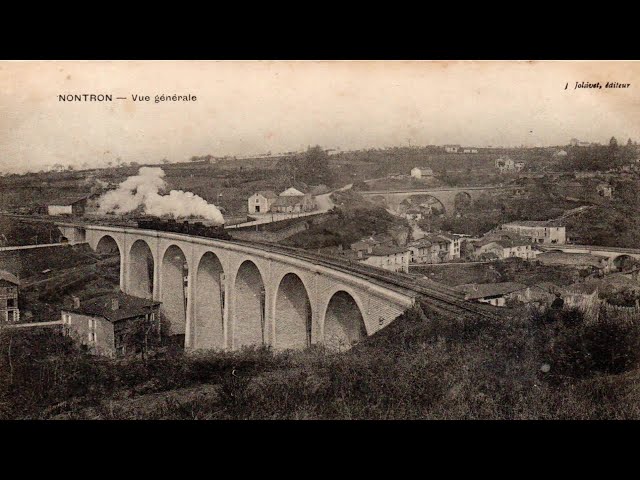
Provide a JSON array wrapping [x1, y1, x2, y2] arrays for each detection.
[[444, 145, 461, 153], [0, 270, 20, 323], [495, 157, 515, 173], [408, 233, 460, 264], [350, 233, 395, 254], [471, 236, 537, 260], [248, 191, 278, 214], [454, 282, 528, 307], [61, 293, 162, 357], [270, 194, 317, 213], [410, 167, 434, 179], [514, 161, 526, 171], [596, 183, 613, 198], [279, 187, 305, 197], [47, 196, 89, 216], [462, 148, 479, 153], [500, 221, 566, 244], [569, 138, 593, 147], [355, 245, 411, 273]]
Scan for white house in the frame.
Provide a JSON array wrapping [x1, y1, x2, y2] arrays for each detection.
[[279, 187, 305, 197], [444, 145, 461, 153], [410, 167, 434, 179], [356, 246, 411, 273], [500, 221, 566, 244], [247, 191, 278, 214]]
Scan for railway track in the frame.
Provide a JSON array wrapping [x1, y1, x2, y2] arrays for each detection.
[[229, 239, 501, 320], [4, 213, 500, 319]]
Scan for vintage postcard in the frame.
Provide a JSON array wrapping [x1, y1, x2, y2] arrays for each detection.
[[0, 60, 639, 420]]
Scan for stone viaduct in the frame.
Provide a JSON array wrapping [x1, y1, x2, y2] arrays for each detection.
[[57, 223, 418, 352], [538, 244, 640, 271], [360, 186, 513, 214]]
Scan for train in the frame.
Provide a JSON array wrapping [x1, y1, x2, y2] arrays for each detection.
[[136, 218, 232, 240]]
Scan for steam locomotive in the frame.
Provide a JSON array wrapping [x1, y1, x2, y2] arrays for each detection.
[[136, 218, 231, 240]]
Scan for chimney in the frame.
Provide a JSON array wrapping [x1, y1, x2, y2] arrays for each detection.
[[357, 250, 363, 258], [111, 297, 119, 311], [73, 296, 80, 309], [367, 245, 373, 254]]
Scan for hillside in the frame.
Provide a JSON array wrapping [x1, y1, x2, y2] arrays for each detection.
[[2, 302, 640, 419]]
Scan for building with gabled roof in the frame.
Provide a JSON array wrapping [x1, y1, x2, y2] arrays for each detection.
[[61, 292, 161, 357], [248, 190, 278, 214], [455, 282, 528, 307], [356, 245, 411, 273], [279, 187, 305, 197], [0, 270, 20, 323]]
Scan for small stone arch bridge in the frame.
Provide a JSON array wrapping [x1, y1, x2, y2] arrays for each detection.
[[538, 244, 640, 271], [57, 222, 498, 352], [361, 186, 514, 215]]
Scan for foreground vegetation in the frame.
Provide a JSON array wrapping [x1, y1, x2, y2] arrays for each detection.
[[2, 302, 640, 420]]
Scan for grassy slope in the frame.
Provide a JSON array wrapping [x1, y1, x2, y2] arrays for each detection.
[[2, 303, 640, 420]]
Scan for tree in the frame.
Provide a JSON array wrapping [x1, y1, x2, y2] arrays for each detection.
[[609, 136, 618, 149], [162, 158, 170, 164], [295, 145, 333, 186], [628, 138, 633, 146]]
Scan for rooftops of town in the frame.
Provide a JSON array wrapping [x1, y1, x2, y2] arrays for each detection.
[[62, 292, 161, 323], [455, 282, 528, 300], [503, 220, 565, 228], [255, 190, 278, 199], [279, 187, 305, 197]]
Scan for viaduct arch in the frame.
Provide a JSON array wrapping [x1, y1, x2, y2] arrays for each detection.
[[70, 224, 418, 352]]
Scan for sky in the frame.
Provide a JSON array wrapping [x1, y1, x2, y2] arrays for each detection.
[[1, 60, 639, 173]]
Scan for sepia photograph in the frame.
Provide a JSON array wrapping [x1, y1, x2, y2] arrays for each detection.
[[1, 60, 639, 420]]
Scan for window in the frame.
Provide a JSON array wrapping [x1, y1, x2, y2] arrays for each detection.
[[88, 318, 97, 343], [7, 298, 15, 308]]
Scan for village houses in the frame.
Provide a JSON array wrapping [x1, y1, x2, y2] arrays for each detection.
[[61, 293, 161, 357], [408, 233, 460, 264], [0, 270, 20, 323], [352, 245, 411, 273], [495, 157, 525, 173], [455, 282, 528, 307], [345, 234, 410, 273], [247, 187, 317, 214], [410, 166, 434, 179], [471, 235, 537, 260], [444, 145, 461, 153], [247, 190, 278, 214], [500, 221, 566, 244]]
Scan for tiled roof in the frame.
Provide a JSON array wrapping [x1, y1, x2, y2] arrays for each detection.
[[48, 196, 89, 206], [363, 245, 410, 257], [279, 187, 305, 197], [503, 220, 564, 228], [62, 292, 161, 323], [256, 190, 278, 199], [0, 270, 20, 286], [455, 282, 528, 300], [272, 196, 306, 207]]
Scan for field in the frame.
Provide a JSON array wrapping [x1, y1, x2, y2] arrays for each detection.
[[2, 302, 640, 419]]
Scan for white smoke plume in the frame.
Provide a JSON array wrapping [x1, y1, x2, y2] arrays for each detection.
[[98, 167, 225, 224]]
